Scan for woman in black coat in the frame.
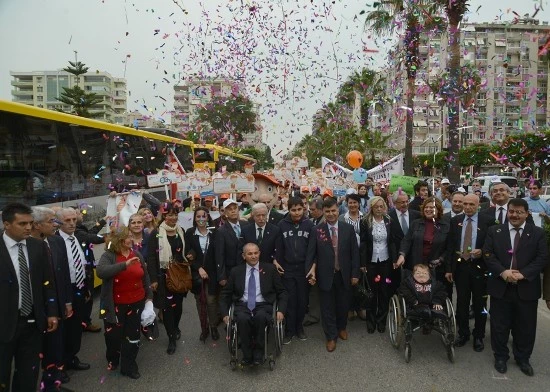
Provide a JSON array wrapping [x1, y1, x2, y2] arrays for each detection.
[[184, 207, 219, 342]]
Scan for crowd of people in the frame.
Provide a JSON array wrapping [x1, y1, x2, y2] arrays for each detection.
[[2, 174, 550, 391]]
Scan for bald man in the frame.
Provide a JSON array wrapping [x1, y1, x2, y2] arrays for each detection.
[[445, 194, 493, 352]]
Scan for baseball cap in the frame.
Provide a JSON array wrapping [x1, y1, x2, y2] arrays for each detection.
[[222, 199, 238, 209], [323, 189, 333, 197], [441, 178, 450, 184], [301, 186, 310, 193]]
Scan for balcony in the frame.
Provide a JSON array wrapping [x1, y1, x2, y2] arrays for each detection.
[[11, 89, 33, 97], [11, 80, 33, 87]]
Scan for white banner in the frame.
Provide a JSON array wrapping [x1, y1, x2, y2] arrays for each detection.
[[321, 157, 353, 177], [213, 173, 255, 193], [366, 154, 404, 183], [146, 170, 181, 187], [106, 191, 143, 227]]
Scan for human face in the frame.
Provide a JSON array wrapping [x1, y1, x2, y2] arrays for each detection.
[[472, 182, 481, 191], [491, 184, 509, 205], [451, 193, 464, 214], [462, 195, 479, 217], [224, 204, 239, 223], [442, 190, 451, 201], [394, 194, 409, 213], [358, 186, 367, 196], [323, 204, 339, 225], [366, 179, 374, 187], [195, 210, 208, 227], [289, 204, 304, 223], [528, 185, 541, 198], [35, 213, 58, 237], [164, 213, 178, 227], [347, 199, 359, 213], [413, 268, 430, 284], [141, 209, 154, 223], [373, 186, 381, 196], [371, 200, 386, 218], [507, 205, 528, 228], [4, 213, 34, 242], [242, 244, 260, 267], [253, 207, 268, 227], [59, 210, 77, 235], [423, 203, 436, 219], [418, 186, 429, 199], [309, 204, 322, 219], [129, 217, 144, 234]]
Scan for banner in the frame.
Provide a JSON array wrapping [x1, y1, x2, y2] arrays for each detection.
[[213, 173, 255, 193], [389, 174, 419, 195], [321, 157, 353, 177], [367, 154, 404, 183], [106, 191, 143, 227]]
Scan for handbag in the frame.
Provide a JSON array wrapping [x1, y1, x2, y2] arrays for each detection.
[[354, 270, 374, 307], [166, 260, 193, 294]]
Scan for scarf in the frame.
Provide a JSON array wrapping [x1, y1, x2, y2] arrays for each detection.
[[158, 221, 187, 269]]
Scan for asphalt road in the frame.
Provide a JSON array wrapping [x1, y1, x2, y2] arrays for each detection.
[[66, 295, 550, 392]]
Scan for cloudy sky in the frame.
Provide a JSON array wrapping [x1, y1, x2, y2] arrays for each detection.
[[1, 0, 548, 159]]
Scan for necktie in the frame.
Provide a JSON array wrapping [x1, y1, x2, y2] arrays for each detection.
[[511, 228, 521, 270], [69, 236, 85, 289], [498, 207, 504, 224], [247, 267, 256, 311], [331, 226, 339, 271], [234, 224, 241, 238], [17, 244, 33, 316], [257, 227, 263, 244], [462, 218, 472, 259], [400, 213, 409, 235]]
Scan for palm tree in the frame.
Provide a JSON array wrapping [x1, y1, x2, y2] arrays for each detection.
[[363, 129, 397, 168], [364, 0, 438, 176]]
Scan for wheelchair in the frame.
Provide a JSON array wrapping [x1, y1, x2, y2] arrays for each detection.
[[388, 294, 457, 363], [226, 301, 284, 371]]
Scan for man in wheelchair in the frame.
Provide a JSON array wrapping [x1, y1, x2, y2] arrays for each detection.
[[399, 264, 448, 328], [221, 243, 288, 366]]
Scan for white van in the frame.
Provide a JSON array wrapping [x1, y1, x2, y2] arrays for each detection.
[[474, 175, 518, 195]]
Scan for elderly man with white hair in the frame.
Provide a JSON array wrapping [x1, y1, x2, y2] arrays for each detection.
[[242, 203, 281, 265]]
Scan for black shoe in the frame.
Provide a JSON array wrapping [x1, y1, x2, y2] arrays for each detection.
[[167, 339, 177, 355], [454, 335, 470, 347], [377, 325, 386, 333], [59, 370, 70, 384], [516, 361, 534, 376], [367, 326, 375, 334], [283, 335, 293, 345], [175, 328, 181, 341], [296, 330, 307, 341], [199, 329, 209, 343], [240, 358, 253, 367], [120, 370, 141, 379], [494, 359, 507, 374], [67, 358, 90, 371], [473, 337, 484, 352], [211, 327, 220, 341]]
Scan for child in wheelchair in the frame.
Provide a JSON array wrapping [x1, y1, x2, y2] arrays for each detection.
[[399, 264, 448, 330]]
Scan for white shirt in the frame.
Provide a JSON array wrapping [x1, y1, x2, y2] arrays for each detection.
[[194, 228, 209, 254], [495, 204, 507, 223], [327, 221, 339, 238], [3, 232, 32, 310], [508, 221, 526, 267], [371, 220, 390, 262], [59, 230, 86, 284], [255, 223, 266, 240], [241, 263, 266, 303]]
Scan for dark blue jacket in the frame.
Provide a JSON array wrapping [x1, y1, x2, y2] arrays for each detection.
[[276, 215, 314, 275]]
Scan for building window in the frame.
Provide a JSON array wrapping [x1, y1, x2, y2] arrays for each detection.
[[37, 86, 43, 93], [37, 96, 43, 102]]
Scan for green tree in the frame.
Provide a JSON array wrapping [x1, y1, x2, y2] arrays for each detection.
[[57, 61, 103, 118], [458, 143, 494, 173], [492, 130, 550, 178], [239, 144, 274, 170], [195, 94, 259, 146]]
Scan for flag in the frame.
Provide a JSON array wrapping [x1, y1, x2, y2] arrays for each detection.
[[166, 148, 185, 199]]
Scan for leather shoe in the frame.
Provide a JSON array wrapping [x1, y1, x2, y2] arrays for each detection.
[[454, 335, 470, 347], [211, 327, 220, 341], [473, 337, 484, 352], [494, 360, 507, 374], [120, 370, 141, 379], [338, 330, 348, 340], [167, 339, 176, 355], [84, 323, 102, 333], [516, 361, 534, 376], [326, 340, 336, 352], [67, 359, 90, 371]]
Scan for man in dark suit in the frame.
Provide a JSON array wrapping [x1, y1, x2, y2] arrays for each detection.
[[0, 203, 58, 392], [483, 198, 548, 376], [442, 191, 465, 221], [445, 194, 492, 352], [306, 197, 360, 352], [220, 243, 287, 366], [258, 193, 284, 224], [481, 182, 534, 227], [31, 206, 73, 390], [216, 199, 249, 287], [242, 203, 280, 264]]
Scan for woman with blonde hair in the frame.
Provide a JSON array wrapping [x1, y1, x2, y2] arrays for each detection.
[[359, 196, 396, 333], [138, 207, 157, 234]]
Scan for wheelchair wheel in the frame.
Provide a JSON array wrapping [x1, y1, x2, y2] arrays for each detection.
[[404, 344, 411, 363], [446, 344, 455, 363], [275, 320, 284, 356], [445, 298, 457, 344], [388, 295, 403, 349]]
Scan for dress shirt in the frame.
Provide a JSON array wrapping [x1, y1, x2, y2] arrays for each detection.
[[255, 223, 266, 240], [371, 219, 389, 262], [523, 197, 550, 214], [327, 221, 339, 238], [442, 199, 452, 210], [494, 204, 507, 223], [241, 263, 266, 304], [194, 228, 209, 254], [450, 211, 463, 218], [508, 222, 526, 249], [399, 211, 409, 232], [3, 232, 33, 309], [59, 230, 86, 284], [460, 213, 479, 257]]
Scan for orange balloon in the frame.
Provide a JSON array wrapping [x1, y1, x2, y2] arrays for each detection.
[[347, 150, 363, 169]]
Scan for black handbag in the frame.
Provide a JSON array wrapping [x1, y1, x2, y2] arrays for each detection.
[[354, 271, 374, 307]]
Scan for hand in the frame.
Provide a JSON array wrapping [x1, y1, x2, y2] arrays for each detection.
[[276, 311, 284, 322], [198, 267, 209, 280], [109, 191, 117, 197], [433, 304, 443, 310], [125, 256, 140, 267], [351, 278, 359, 286], [223, 315, 230, 325], [501, 269, 517, 283], [84, 290, 92, 303], [511, 270, 525, 280], [445, 273, 453, 283], [273, 261, 285, 275], [219, 279, 227, 287], [47, 317, 58, 332], [65, 304, 73, 319], [150, 282, 158, 291], [471, 249, 482, 258], [394, 255, 405, 269], [186, 253, 195, 261]]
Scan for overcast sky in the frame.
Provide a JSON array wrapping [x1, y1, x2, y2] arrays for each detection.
[[1, 0, 548, 159]]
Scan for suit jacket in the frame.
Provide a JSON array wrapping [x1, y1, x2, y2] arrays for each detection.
[[241, 222, 280, 264], [184, 227, 217, 293], [359, 216, 396, 267], [483, 223, 548, 301], [480, 205, 534, 227], [0, 234, 58, 342], [543, 260, 550, 301], [268, 209, 284, 225], [442, 211, 464, 223], [47, 235, 73, 316], [215, 219, 249, 282], [219, 262, 288, 316], [399, 218, 450, 269], [305, 221, 360, 291], [445, 213, 492, 274], [389, 209, 421, 262]]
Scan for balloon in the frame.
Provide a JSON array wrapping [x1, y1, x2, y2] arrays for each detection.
[[347, 150, 363, 169], [352, 168, 368, 183]]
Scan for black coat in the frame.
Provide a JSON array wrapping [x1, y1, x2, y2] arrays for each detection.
[[47, 235, 73, 316], [241, 222, 280, 264], [184, 227, 217, 294], [0, 234, 58, 342], [215, 219, 249, 282], [399, 274, 448, 308], [359, 216, 396, 267], [399, 218, 450, 269], [388, 209, 421, 262]]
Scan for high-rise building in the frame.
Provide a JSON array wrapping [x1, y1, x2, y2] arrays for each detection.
[[10, 70, 127, 124], [386, 18, 550, 155]]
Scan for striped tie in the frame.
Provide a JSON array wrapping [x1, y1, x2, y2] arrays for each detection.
[[17, 243, 33, 316], [69, 236, 85, 289]]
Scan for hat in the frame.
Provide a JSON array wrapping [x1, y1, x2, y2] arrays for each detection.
[[204, 196, 214, 201], [301, 186, 310, 193], [323, 189, 333, 197], [457, 187, 466, 193], [220, 193, 230, 199], [346, 187, 357, 195], [222, 199, 238, 209], [441, 178, 450, 184]]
